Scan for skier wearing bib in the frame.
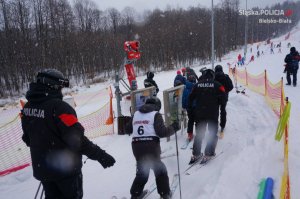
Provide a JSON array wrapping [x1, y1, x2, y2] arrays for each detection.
[[126, 97, 180, 199]]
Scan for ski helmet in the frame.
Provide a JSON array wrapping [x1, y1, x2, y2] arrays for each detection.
[[147, 71, 154, 79], [36, 69, 69, 90], [145, 97, 161, 111], [214, 65, 223, 72]]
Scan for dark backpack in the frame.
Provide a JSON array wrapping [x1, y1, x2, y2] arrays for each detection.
[[215, 73, 233, 93]]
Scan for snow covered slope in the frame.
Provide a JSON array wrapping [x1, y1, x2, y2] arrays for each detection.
[[1, 25, 300, 199]]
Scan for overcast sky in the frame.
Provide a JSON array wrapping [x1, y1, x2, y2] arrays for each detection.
[[89, 0, 288, 12]]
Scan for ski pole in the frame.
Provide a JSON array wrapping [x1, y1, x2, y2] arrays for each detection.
[[40, 188, 44, 199], [34, 182, 42, 199], [174, 118, 183, 199]]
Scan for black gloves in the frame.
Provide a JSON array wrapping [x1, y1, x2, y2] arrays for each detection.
[[171, 121, 180, 132], [98, 150, 116, 168]]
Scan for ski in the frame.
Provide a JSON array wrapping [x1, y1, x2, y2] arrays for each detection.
[[169, 174, 180, 198], [183, 153, 204, 174], [156, 174, 179, 199], [185, 143, 232, 175], [110, 196, 127, 199], [142, 182, 157, 198], [180, 139, 192, 150]]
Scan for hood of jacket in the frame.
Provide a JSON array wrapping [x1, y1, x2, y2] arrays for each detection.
[[139, 104, 158, 113], [26, 82, 63, 103], [215, 71, 225, 78]]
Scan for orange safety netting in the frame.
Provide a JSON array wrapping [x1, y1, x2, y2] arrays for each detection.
[[230, 66, 290, 198], [229, 67, 283, 117], [0, 87, 114, 176], [247, 71, 266, 96]]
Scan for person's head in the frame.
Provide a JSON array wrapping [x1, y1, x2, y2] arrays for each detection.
[[214, 65, 223, 73], [201, 69, 215, 79], [290, 47, 296, 53], [36, 69, 69, 90], [181, 67, 186, 73], [147, 71, 154, 79], [177, 70, 181, 75], [145, 97, 161, 111]]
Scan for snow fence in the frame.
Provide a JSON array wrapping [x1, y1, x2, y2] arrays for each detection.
[[229, 67, 290, 199], [0, 86, 114, 176]]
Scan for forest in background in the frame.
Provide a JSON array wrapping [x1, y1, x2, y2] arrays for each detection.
[[0, 0, 300, 97]]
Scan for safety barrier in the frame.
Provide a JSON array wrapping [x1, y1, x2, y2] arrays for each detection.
[[0, 86, 114, 176], [229, 67, 290, 199]]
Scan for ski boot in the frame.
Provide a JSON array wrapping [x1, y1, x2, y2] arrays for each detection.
[[189, 154, 202, 165], [160, 192, 172, 199], [200, 153, 216, 164]]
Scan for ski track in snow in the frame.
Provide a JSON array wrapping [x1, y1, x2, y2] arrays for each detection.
[[1, 23, 300, 199]]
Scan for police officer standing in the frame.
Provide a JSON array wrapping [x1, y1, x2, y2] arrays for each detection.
[[188, 69, 226, 164], [214, 65, 233, 134], [21, 69, 115, 199]]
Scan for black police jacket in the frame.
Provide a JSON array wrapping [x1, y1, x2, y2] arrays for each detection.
[[21, 83, 105, 181], [188, 78, 226, 122]]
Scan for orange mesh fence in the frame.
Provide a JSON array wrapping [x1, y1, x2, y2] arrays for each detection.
[[229, 67, 283, 117], [0, 116, 31, 176], [0, 107, 21, 127], [235, 68, 247, 85], [230, 66, 290, 198], [79, 102, 113, 139], [247, 71, 266, 95], [0, 86, 113, 176], [265, 80, 283, 117]]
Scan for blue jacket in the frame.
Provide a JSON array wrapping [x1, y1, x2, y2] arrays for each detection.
[[174, 74, 186, 86], [182, 81, 195, 109]]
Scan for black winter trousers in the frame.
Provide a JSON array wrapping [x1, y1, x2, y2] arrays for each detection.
[[41, 172, 83, 199], [192, 120, 218, 156], [131, 141, 170, 197], [187, 109, 195, 134], [286, 69, 298, 85], [220, 102, 227, 129]]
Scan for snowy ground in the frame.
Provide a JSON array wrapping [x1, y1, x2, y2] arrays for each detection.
[[1, 27, 300, 199]]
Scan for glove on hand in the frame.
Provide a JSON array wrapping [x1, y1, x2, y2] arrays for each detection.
[[171, 121, 180, 132], [98, 151, 116, 168]]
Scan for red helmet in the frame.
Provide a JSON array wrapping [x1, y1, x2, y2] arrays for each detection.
[[181, 67, 186, 72]]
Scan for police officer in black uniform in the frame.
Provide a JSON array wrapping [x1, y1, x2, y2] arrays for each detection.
[[188, 69, 226, 164], [21, 69, 115, 199], [214, 65, 233, 133], [126, 97, 179, 199]]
